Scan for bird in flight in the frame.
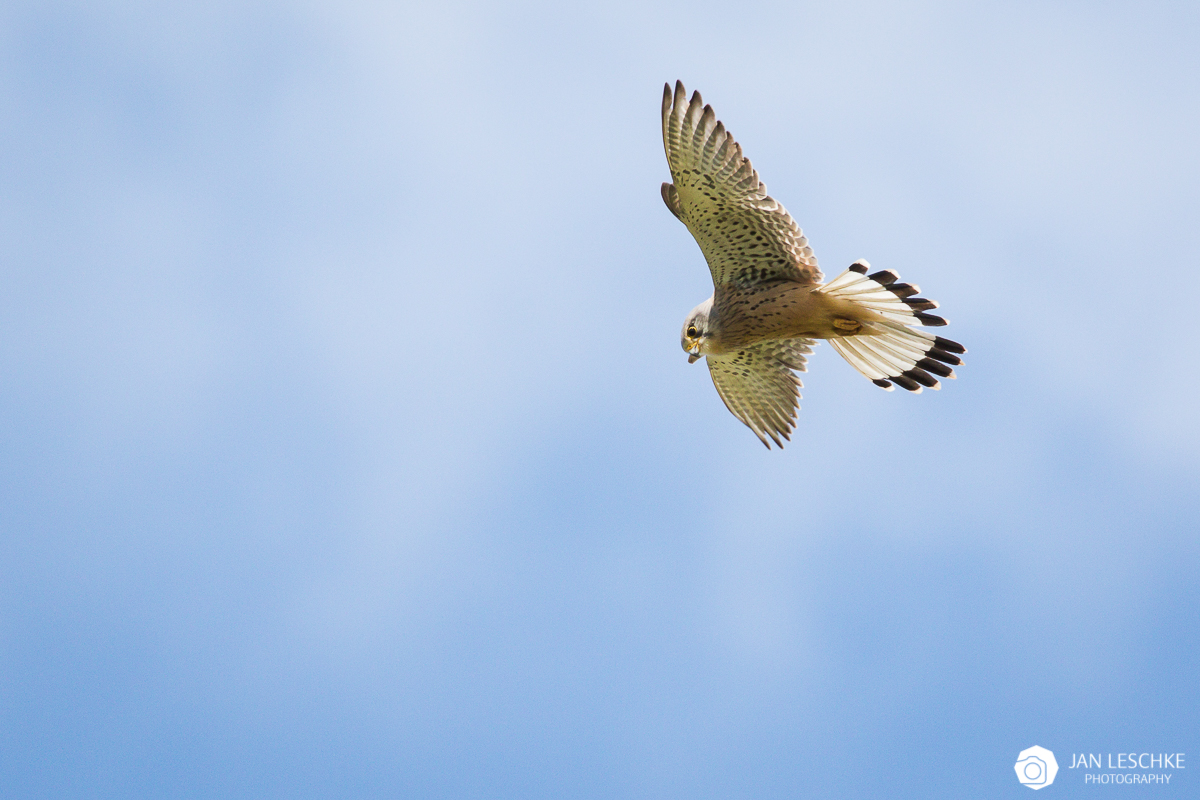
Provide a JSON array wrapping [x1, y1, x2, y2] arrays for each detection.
[[661, 80, 966, 448]]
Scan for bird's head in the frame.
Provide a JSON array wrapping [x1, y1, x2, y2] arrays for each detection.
[[680, 298, 714, 364]]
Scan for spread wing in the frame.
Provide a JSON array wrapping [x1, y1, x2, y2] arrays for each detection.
[[661, 80, 822, 289], [707, 338, 816, 449]]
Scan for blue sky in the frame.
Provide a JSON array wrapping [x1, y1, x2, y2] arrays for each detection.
[[2, 1, 1197, 797]]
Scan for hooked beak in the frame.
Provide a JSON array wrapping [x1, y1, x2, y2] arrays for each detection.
[[686, 344, 702, 364], [688, 353, 701, 363]]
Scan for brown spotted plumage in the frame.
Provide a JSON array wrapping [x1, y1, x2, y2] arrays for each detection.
[[663, 81, 965, 449]]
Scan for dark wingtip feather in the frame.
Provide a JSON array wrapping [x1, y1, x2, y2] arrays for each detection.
[[872, 378, 894, 390], [850, 261, 868, 274], [868, 269, 898, 286], [927, 347, 963, 366], [893, 375, 922, 392], [904, 367, 939, 388], [934, 336, 966, 354], [889, 282, 920, 299], [915, 312, 947, 327], [903, 298, 939, 312], [916, 358, 954, 378]]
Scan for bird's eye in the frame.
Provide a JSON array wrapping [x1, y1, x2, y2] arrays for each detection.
[[687, 325, 698, 338]]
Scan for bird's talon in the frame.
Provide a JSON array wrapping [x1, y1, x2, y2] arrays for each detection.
[[833, 318, 862, 333]]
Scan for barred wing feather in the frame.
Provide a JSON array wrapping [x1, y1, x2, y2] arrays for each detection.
[[661, 80, 822, 288], [706, 338, 815, 449]]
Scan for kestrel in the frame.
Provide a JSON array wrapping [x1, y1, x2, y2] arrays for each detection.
[[661, 80, 966, 448]]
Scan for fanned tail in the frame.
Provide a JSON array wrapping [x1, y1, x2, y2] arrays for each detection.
[[819, 260, 966, 393]]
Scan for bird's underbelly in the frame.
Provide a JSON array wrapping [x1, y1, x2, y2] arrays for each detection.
[[711, 284, 879, 351]]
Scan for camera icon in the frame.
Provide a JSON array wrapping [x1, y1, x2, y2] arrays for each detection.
[[1017, 755, 1047, 784], [1014, 746, 1059, 790]]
